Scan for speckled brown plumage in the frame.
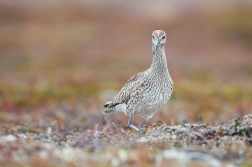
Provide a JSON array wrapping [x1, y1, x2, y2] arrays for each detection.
[[103, 30, 174, 134]]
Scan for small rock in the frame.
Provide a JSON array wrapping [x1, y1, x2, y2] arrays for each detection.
[[0, 134, 17, 143]]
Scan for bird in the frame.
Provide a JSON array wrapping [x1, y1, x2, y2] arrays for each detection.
[[103, 30, 174, 135]]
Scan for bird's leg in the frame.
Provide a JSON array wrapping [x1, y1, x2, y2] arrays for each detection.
[[128, 116, 144, 135], [140, 118, 147, 128]]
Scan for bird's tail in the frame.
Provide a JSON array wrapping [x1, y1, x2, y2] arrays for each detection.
[[103, 108, 115, 114], [103, 101, 115, 114], [104, 101, 112, 108]]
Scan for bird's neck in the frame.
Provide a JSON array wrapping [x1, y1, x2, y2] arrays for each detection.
[[150, 44, 168, 73]]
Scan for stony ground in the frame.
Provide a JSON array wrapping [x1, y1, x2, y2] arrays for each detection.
[[1, 114, 252, 166], [0, 1, 252, 167]]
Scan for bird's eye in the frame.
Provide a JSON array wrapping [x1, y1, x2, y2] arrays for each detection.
[[162, 36, 165, 39], [152, 36, 155, 39]]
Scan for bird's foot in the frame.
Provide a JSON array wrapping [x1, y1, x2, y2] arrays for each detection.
[[137, 129, 145, 136], [140, 125, 146, 128], [128, 116, 145, 136]]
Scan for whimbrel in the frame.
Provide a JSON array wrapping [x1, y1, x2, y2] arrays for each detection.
[[103, 30, 174, 134]]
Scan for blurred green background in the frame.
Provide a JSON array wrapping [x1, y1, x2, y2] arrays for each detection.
[[0, 0, 252, 131]]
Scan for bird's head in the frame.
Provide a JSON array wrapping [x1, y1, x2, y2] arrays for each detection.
[[152, 30, 166, 55]]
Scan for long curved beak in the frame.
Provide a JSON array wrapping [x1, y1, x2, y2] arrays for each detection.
[[152, 39, 159, 55]]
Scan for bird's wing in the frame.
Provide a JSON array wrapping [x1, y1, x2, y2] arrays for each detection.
[[124, 71, 145, 87], [106, 71, 145, 108]]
